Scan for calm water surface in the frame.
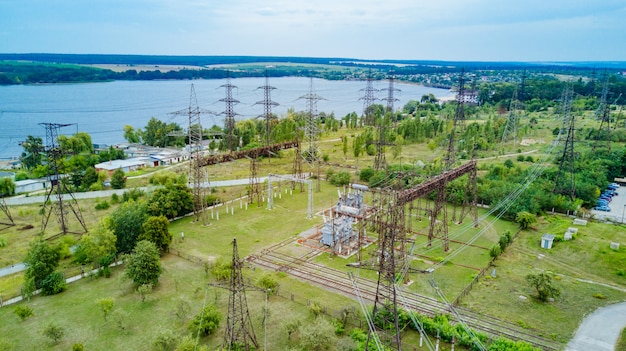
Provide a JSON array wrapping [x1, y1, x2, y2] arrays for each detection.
[[0, 77, 453, 159]]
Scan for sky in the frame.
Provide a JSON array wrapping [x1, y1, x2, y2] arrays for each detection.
[[1, 0, 625, 62]]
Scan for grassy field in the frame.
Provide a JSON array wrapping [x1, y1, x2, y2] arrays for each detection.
[[1, 119, 626, 349], [461, 215, 626, 343]]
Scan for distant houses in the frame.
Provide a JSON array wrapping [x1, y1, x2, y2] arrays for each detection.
[[94, 145, 189, 176]]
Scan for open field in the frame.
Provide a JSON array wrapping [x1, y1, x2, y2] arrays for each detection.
[[1, 117, 626, 350]]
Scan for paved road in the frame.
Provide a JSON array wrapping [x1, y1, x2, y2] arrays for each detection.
[[565, 301, 626, 351], [0, 263, 25, 278]]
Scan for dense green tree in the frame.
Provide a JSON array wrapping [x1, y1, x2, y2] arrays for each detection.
[[123, 125, 141, 143], [139, 215, 172, 252], [110, 201, 148, 254], [40, 272, 67, 296], [24, 239, 61, 289], [526, 273, 561, 302], [140, 117, 183, 147], [125, 240, 162, 286], [146, 183, 193, 219], [20, 135, 44, 170], [58, 132, 93, 155], [81, 167, 98, 190], [515, 211, 537, 230], [298, 317, 337, 351], [110, 168, 126, 189], [75, 218, 117, 268]]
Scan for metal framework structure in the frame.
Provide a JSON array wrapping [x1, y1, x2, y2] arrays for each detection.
[[220, 72, 240, 153], [267, 174, 313, 219], [373, 115, 392, 172], [591, 75, 612, 154], [222, 238, 259, 351], [360, 68, 378, 126], [501, 84, 521, 147], [255, 70, 279, 150], [40, 122, 87, 236], [299, 77, 325, 191], [381, 74, 400, 115], [0, 198, 14, 228], [169, 84, 213, 223], [553, 85, 576, 200], [353, 161, 478, 350]]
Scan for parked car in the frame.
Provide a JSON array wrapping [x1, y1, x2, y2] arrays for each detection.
[[597, 200, 609, 206], [608, 183, 619, 190], [599, 195, 612, 202], [594, 205, 611, 212]]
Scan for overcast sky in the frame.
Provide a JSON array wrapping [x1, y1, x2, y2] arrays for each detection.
[[1, 0, 625, 62]]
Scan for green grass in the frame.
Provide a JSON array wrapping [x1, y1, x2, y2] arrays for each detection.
[[617, 327, 626, 351], [461, 215, 626, 343]]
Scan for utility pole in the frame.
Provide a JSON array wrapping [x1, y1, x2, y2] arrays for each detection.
[[381, 73, 400, 120]]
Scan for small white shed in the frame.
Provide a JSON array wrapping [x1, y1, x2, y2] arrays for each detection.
[[541, 234, 555, 249]]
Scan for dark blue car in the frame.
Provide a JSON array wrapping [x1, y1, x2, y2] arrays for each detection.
[[594, 205, 611, 212]]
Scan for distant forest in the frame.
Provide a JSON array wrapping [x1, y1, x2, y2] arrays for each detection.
[[1, 53, 626, 104]]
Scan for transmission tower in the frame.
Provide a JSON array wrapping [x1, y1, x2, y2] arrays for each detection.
[[0, 198, 14, 229], [255, 69, 279, 150], [429, 70, 468, 252], [365, 191, 402, 350], [373, 114, 392, 172], [40, 123, 87, 236], [591, 75, 612, 154], [501, 84, 520, 147], [360, 69, 378, 125], [169, 84, 214, 224], [552, 85, 576, 200], [381, 74, 400, 118], [299, 77, 325, 191], [222, 238, 259, 351], [220, 72, 240, 153]]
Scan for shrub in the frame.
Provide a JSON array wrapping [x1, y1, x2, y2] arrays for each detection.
[[13, 305, 34, 321], [95, 201, 110, 210], [256, 273, 279, 295], [329, 171, 351, 186], [111, 193, 120, 203], [72, 343, 84, 351], [42, 323, 65, 344], [359, 167, 375, 182], [188, 305, 221, 336], [0, 237, 7, 248], [40, 272, 67, 296]]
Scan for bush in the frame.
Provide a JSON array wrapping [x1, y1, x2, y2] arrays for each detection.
[[42, 323, 65, 344], [72, 343, 84, 351], [188, 305, 221, 336], [95, 201, 110, 210], [13, 305, 34, 321], [329, 171, 351, 186], [256, 273, 279, 295], [40, 272, 67, 296], [111, 193, 120, 203], [489, 245, 502, 259], [359, 168, 375, 182], [0, 237, 6, 248]]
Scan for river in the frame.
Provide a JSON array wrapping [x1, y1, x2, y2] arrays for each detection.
[[0, 77, 454, 160]]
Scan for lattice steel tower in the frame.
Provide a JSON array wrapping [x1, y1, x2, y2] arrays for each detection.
[[0, 198, 14, 229], [360, 69, 378, 125], [299, 77, 325, 191], [501, 84, 521, 147], [591, 74, 612, 154], [255, 69, 279, 150], [365, 191, 403, 350], [552, 85, 576, 200], [220, 72, 240, 153], [169, 84, 213, 223], [222, 238, 259, 351], [381, 74, 400, 119], [40, 123, 87, 235]]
